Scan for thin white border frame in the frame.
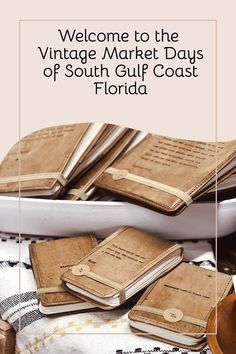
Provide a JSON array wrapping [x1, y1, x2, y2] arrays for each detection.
[[17, 19, 218, 341]]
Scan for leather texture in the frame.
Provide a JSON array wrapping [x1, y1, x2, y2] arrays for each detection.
[[207, 293, 236, 354], [29, 236, 97, 308], [128, 262, 232, 351], [0, 318, 15, 354], [0, 123, 105, 196], [64, 129, 137, 200], [61, 227, 183, 309], [95, 134, 236, 215]]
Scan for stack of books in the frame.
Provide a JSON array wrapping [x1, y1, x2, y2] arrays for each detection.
[[0, 123, 137, 199], [28, 228, 232, 351], [0, 123, 236, 213], [0, 123, 235, 351]]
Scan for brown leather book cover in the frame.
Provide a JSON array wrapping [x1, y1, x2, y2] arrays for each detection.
[[128, 262, 233, 351], [0, 319, 15, 354], [61, 227, 183, 310], [95, 134, 236, 215], [29, 236, 97, 314], [64, 129, 137, 201], [0, 123, 106, 198]]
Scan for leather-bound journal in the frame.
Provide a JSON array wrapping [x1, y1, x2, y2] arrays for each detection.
[[61, 227, 183, 310], [95, 134, 236, 215], [29, 236, 97, 315], [128, 262, 232, 351], [0, 122, 107, 198]]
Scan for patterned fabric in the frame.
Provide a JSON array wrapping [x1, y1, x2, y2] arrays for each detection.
[[0, 233, 214, 354]]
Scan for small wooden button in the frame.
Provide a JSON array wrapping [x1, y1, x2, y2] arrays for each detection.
[[112, 170, 128, 180], [72, 264, 90, 276], [163, 308, 183, 322]]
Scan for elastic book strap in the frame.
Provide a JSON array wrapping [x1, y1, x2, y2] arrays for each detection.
[[72, 264, 126, 304], [105, 167, 192, 206], [37, 284, 65, 295], [86, 271, 126, 304], [133, 305, 207, 328], [0, 172, 68, 187], [67, 188, 89, 201]]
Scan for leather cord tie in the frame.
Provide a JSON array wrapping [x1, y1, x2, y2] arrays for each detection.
[[72, 264, 126, 304], [133, 305, 207, 328], [105, 167, 192, 206], [0, 172, 68, 187]]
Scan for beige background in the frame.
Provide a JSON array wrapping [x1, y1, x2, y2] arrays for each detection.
[[20, 21, 215, 140], [0, 0, 236, 161]]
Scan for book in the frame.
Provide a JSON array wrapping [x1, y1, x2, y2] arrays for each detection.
[[0, 318, 15, 354], [29, 236, 98, 314], [0, 122, 107, 198], [61, 227, 183, 310], [128, 262, 233, 351], [64, 129, 138, 200], [95, 134, 236, 215]]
